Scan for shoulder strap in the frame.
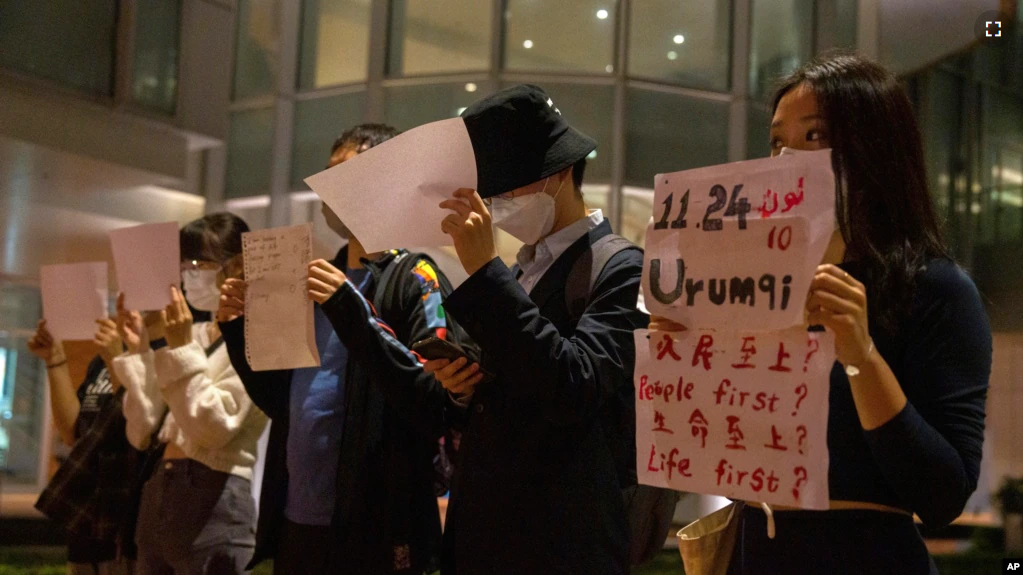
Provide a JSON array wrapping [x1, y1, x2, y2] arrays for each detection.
[[565, 234, 642, 320]]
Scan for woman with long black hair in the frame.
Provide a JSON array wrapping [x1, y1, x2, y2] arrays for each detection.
[[741, 52, 991, 574], [657, 52, 992, 573]]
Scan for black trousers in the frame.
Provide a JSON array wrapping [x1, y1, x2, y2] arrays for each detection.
[[274, 520, 333, 575], [728, 505, 937, 574]]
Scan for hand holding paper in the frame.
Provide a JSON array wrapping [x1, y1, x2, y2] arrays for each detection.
[[305, 118, 478, 252], [242, 224, 320, 371]]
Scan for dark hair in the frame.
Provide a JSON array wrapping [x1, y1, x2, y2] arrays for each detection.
[[572, 157, 587, 192], [180, 212, 250, 264], [330, 123, 400, 155], [772, 52, 950, 331]]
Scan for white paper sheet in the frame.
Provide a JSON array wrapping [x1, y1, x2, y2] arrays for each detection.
[[304, 117, 478, 252], [109, 222, 181, 311], [634, 328, 835, 510], [641, 149, 836, 331], [40, 262, 109, 340], [242, 223, 320, 371]]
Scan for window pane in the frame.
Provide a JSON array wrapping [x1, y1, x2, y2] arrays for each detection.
[[500, 82, 614, 184], [291, 92, 367, 189], [388, 0, 491, 76], [815, 0, 857, 52], [226, 108, 275, 198], [0, 283, 45, 487], [625, 88, 729, 187], [628, 0, 731, 91], [504, 0, 616, 74], [747, 105, 773, 160], [621, 187, 654, 248], [234, 0, 279, 100], [383, 82, 483, 130], [749, 0, 813, 101], [132, 0, 181, 114], [0, 0, 116, 96], [298, 0, 370, 89]]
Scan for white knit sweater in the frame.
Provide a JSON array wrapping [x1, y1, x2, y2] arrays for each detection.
[[113, 322, 267, 480]]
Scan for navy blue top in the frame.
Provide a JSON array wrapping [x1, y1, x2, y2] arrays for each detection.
[[284, 267, 370, 526], [829, 259, 991, 528]]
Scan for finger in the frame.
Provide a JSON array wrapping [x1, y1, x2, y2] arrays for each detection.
[[221, 282, 245, 299], [172, 286, 187, 317], [817, 264, 861, 288], [224, 278, 248, 289], [442, 214, 465, 233], [422, 359, 452, 374], [96, 318, 117, 330], [308, 277, 335, 294], [464, 190, 489, 216], [307, 265, 336, 285], [220, 294, 245, 310], [448, 371, 484, 395], [807, 290, 860, 316], [439, 199, 472, 219], [810, 273, 863, 302], [437, 357, 469, 379], [116, 292, 125, 314]]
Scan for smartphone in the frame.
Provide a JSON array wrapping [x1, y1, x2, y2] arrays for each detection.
[[411, 337, 494, 383]]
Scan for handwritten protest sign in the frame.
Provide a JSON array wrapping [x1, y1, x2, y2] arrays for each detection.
[[242, 224, 320, 371], [40, 262, 108, 340], [641, 149, 835, 331], [635, 328, 835, 510]]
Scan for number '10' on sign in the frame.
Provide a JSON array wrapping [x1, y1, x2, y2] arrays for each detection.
[[654, 184, 751, 232]]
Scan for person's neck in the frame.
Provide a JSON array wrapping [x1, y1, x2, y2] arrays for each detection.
[[547, 191, 589, 237], [346, 237, 384, 269]]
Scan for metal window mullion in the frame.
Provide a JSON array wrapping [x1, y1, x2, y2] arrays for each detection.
[[267, 0, 301, 228], [729, 0, 751, 162], [608, 0, 630, 232]]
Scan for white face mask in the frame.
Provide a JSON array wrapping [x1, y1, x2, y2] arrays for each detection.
[[182, 268, 221, 312], [490, 177, 566, 245]]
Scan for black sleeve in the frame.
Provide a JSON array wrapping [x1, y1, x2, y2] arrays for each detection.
[[218, 317, 292, 422], [442, 252, 649, 426], [319, 279, 455, 437], [863, 262, 992, 528]]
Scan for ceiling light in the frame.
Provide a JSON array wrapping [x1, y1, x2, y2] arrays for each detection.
[[523, 39, 534, 49], [667, 51, 678, 60], [465, 82, 478, 92], [596, 9, 608, 19], [674, 34, 685, 44]]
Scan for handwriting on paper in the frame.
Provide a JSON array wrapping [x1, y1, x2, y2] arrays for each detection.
[[242, 224, 320, 371], [634, 328, 835, 510]]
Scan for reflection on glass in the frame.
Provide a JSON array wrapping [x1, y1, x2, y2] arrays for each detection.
[[299, 0, 370, 89], [234, 0, 279, 100], [388, 0, 491, 76], [291, 92, 367, 189], [383, 83, 483, 130], [749, 0, 813, 101], [0, 0, 117, 96], [501, 82, 614, 183], [0, 283, 44, 487], [504, 0, 616, 73], [132, 0, 181, 114], [628, 0, 731, 91], [625, 88, 729, 187], [226, 108, 275, 198]]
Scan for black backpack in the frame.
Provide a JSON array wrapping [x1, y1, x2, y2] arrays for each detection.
[[565, 234, 680, 567]]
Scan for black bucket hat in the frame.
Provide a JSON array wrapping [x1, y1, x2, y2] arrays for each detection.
[[461, 84, 598, 198]]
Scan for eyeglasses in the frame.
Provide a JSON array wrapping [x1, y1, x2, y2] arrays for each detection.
[[180, 260, 221, 272]]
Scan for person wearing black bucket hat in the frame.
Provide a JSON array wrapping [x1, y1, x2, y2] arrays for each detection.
[[426, 84, 649, 573]]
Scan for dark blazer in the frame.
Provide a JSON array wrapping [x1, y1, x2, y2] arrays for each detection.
[[221, 247, 457, 573], [441, 219, 648, 574]]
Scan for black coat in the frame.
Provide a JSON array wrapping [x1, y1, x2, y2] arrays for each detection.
[[221, 247, 458, 573], [441, 219, 647, 574]]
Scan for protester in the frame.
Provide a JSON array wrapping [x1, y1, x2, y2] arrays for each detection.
[[30, 318, 140, 574], [113, 213, 267, 574], [423, 84, 649, 573], [216, 123, 465, 574], [656, 52, 991, 574]]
